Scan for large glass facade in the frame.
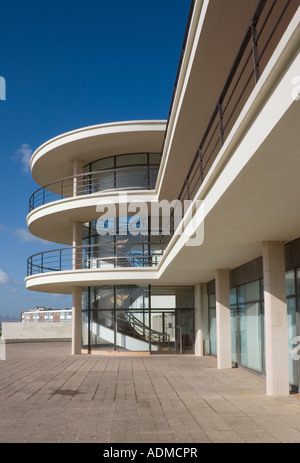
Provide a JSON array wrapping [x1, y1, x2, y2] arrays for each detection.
[[82, 285, 194, 354], [208, 260, 300, 389], [208, 279, 264, 373]]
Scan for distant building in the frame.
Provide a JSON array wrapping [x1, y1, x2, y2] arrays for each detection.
[[21, 307, 72, 323]]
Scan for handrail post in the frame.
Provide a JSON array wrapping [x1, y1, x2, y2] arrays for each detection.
[[251, 21, 260, 84], [218, 102, 224, 146], [199, 148, 204, 183], [186, 177, 190, 200]]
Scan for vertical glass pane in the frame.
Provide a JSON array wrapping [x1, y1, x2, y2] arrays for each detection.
[[149, 153, 161, 165], [238, 280, 260, 303], [150, 310, 176, 353], [287, 297, 298, 387], [92, 171, 115, 192], [116, 285, 148, 309], [116, 168, 147, 189], [116, 153, 147, 166], [296, 269, 300, 295], [151, 286, 194, 309], [231, 306, 238, 363], [208, 293, 216, 308], [286, 270, 296, 296], [239, 302, 262, 372], [91, 157, 114, 171], [89, 310, 115, 350], [177, 309, 194, 352], [149, 168, 159, 189], [230, 287, 237, 305], [209, 308, 217, 355], [90, 286, 114, 310], [82, 311, 89, 348], [116, 310, 150, 351]]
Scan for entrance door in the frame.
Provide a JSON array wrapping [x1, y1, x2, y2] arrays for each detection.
[[150, 310, 176, 352], [149, 309, 194, 353]]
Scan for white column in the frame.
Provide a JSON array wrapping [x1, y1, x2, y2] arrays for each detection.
[[262, 241, 289, 396], [72, 221, 82, 270], [194, 283, 203, 356], [72, 286, 82, 355], [215, 269, 232, 369], [72, 159, 83, 355]]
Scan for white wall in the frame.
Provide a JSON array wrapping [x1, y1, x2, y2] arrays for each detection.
[[2, 322, 71, 341]]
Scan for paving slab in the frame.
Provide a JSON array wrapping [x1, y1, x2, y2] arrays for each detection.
[[0, 342, 300, 443]]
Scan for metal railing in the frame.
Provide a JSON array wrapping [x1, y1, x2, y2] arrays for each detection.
[[29, 165, 159, 211], [27, 242, 165, 276], [174, 0, 296, 204]]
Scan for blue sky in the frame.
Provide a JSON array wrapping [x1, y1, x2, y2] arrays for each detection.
[[0, 0, 190, 317]]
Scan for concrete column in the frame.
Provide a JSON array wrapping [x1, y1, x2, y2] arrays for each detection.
[[194, 284, 203, 356], [72, 286, 82, 355], [262, 241, 289, 396], [72, 221, 82, 270], [215, 269, 232, 369]]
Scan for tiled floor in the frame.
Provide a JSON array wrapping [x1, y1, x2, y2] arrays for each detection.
[[0, 342, 300, 443]]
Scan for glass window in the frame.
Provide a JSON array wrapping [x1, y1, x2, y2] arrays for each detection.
[[209, 308, 216, 356], [116, 285, 149, 310], [239, 302, 262, 372], [237, 280, 260, 303], [116, 310, 150, 351], [296, 269, 300, 295], [286, 270, 296, 296], [116, 153, 147, 167], [89, 310, 115, 349], [151, 286, 194, 309], [231, 306, 238, 363], [90, 286, 114, 310], [287, 297, 298, 387], [91, 157, 114, 171], [149, 153, 161, 165]]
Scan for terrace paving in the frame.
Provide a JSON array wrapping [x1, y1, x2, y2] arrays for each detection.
[[0, 342, 300, 443]]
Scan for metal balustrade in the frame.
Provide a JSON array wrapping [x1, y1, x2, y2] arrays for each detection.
[[175, 0, 296, 204], [27, 242, 165, 276], [29, 165, 159, 212]]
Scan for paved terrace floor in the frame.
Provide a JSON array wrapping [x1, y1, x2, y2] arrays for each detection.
[[0, 342, 300, 443]]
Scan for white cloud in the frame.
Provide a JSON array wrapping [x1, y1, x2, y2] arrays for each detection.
[[12, 143, 33, 173], [0, 224, 6, 231], [14, 228, 51, 246], [0, 269, 11, 285]]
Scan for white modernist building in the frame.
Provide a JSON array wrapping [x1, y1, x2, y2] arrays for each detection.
[[26, 0, 300, 396]]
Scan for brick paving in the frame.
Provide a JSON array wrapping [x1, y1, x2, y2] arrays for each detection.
[[0, 342, 300, 443]]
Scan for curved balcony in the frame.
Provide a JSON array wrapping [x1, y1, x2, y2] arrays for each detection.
[[29, 164, 159, 212], [27, 242, 165, 276]]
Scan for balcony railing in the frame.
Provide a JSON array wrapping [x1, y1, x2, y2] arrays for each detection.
[[27, 242, 165, 276], [175, 0, 297, 204], [29, 165, 159, 212]]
